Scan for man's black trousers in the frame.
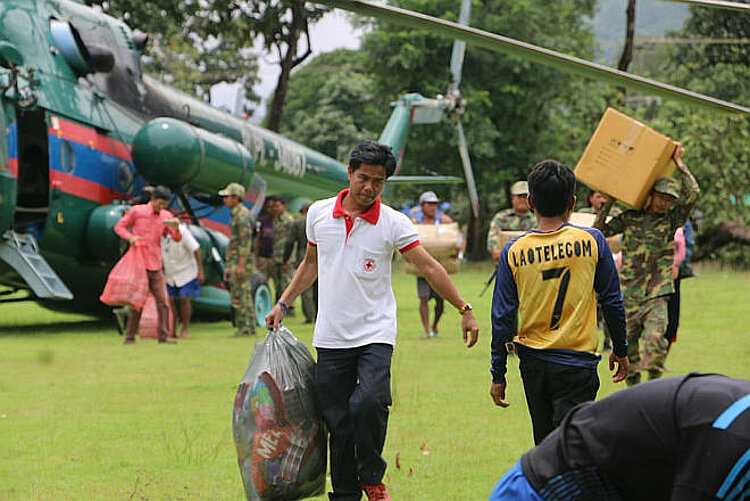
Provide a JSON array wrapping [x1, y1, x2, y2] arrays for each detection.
[[519, 354, 600, 445], [665, 277, 681, 342], [316, 343, 393, 501]]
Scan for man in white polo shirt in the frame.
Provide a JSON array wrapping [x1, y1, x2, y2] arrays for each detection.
[[266, 141, 479, 501]]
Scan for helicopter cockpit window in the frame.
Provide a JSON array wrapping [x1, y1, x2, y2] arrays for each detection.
[[118, 162, 134, 194], [59, 15, 146, 114], [60, 140, 76, 173]]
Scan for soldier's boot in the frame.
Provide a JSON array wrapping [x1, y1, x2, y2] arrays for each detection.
[[230, 308, 256, 337], [626, 374, 641, 387], [229, 307, 251, 337]]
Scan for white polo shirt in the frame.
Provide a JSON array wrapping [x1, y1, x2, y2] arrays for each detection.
[[307, 190, 420, 349], [162, 224, 201, 287]]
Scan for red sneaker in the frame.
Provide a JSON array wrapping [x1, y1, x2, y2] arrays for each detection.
[[361, 482, 391, 501]]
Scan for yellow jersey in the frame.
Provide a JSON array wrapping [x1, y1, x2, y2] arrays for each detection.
[[490, 223, 626, 383]]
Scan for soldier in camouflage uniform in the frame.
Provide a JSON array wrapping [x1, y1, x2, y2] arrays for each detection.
[[580, 189, 623, 351], [487, 180, 537, 261], [220, 182, 256, 337], [272, 197, 294, 303], [284, 201, 317, 323], [594, 143, 699, 385]]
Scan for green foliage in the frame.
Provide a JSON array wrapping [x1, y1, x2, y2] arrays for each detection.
[[591, 0, 689, 64], [240, 1, 327, 54], [86, 0, 260, 111], [281, 50, 384, 161], [1, 264, 748, 499], [641, 7, 750, 262], [361, 0, 601, 228]]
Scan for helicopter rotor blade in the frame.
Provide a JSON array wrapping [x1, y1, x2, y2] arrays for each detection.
[[318, 0, 750, 115], [661, 0, 750, 11], [456, 121, 480, 218], [449, 0, 472, 88]]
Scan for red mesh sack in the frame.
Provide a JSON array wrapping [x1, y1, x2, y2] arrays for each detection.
[[100, 247, 148, 310], [138, 294, 174, 339]]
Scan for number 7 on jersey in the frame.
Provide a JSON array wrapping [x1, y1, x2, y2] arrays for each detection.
[[542, 266, 571, 330]]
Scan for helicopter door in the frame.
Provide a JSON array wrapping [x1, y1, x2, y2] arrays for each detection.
[[13, 108, 49, 239]]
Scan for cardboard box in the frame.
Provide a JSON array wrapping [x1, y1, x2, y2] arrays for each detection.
[[405, 223, 462, 275], [575, 108, 676, 210], [497, 230, 526, 251], [569, 212, 596, 227], [569, 212, 622, 252]]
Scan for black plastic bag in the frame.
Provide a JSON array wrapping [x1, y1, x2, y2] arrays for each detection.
[[233, 326, 327, 500]]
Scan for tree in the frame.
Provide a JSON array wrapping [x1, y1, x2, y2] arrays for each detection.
[[617, 0, 637, 72], [281, 50, 384, 160], [86, 0, 260, 112], [361, 0, 600, 258], [242, 0, 328, 131], [651, 7, 750, 263]]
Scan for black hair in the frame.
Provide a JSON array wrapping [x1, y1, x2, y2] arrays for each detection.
[[152, 185, 172, 200], [586, 189, 597, 207], [275, 195, 286, 205], [527, 160, 576, 217], [349, 141, 397, 178]]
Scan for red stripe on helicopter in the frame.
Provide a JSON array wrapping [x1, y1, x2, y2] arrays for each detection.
[[49, 170, 123, 204], [48, 116, 132, 162], [8, 158, 18, 177], [201, 218, 230, 236]]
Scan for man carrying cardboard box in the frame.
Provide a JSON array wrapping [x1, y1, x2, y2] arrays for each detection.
[[410, 191, 456, 339], [594, 143, 699, 386]]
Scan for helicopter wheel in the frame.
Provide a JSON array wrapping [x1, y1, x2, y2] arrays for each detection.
[[251, 272, 273, 327]]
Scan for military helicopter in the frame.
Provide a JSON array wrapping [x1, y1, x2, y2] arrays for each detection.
[[0, 0, 468, 323], [0, 0, 746, 324]]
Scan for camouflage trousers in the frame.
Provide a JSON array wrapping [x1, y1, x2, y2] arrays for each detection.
[[625, 297, 669, 386], [300, 279, 318, 323], [228, 262, 256, 335], [256, 256, 292, 302]]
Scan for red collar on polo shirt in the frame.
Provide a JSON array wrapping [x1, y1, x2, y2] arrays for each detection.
[[333, 189, 381, 238]]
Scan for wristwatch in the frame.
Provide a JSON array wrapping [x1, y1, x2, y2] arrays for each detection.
[[458, 303, 473, 315]]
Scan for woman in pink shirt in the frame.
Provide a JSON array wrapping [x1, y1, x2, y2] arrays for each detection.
[[115, 186, 181, 344], [665, 227, 686, 346]]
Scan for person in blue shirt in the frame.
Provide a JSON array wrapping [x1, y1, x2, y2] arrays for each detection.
[[490, 159, 628, 445]]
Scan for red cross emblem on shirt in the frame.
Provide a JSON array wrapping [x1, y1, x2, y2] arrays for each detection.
[[363, 258, 376, 273]]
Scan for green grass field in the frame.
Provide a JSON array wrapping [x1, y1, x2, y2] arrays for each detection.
[[1, 262, 748, 500]]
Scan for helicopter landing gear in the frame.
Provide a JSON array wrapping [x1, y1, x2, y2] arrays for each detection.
[[251, 271, 272, 328]]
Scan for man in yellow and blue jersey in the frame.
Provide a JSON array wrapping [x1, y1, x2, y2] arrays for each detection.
[[490, 160, 629, 445]]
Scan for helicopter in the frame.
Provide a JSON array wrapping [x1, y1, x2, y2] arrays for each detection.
[[0, 0, 746, 324], [0, 0, 466, 323]]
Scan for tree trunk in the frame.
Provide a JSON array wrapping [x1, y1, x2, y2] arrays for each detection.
[[618, 0, 637, 72], [266, 2, 312, 132], [693, 220, 750, 261], [466, 199, 487, 261], [267, 37, 298, 133]]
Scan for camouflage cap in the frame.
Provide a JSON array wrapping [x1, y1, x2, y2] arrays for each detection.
[[652, 177, 679, 199], [511, 181, 529, 196], [219, 182, 245, 197]]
